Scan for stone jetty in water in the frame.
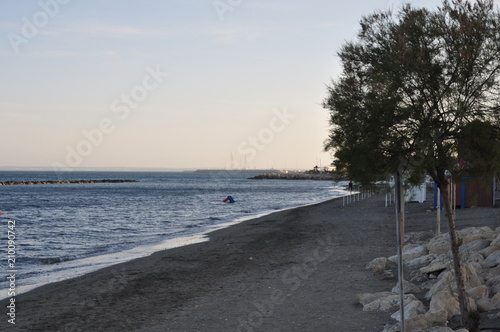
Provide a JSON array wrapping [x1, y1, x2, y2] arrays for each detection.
[[0, 179, 138, 186]]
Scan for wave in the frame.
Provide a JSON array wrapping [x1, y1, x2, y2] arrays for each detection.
[[39, 256, 77, 265]]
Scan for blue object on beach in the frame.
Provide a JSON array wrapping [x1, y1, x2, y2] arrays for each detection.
[[223, 195, 235, 203]]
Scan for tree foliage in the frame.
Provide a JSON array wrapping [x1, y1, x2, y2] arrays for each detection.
[[324, 0, 500, 328], [324, 0, 500, 186]]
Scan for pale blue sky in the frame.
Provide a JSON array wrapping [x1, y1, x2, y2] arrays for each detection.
[[1, 0, 481, 170]]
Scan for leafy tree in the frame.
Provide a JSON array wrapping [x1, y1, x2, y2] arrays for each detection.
[[324, 0, 500, 328]]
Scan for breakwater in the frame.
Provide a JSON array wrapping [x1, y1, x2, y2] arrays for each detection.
[[249, 173, 335, 181], [0, 179, 138, 186]]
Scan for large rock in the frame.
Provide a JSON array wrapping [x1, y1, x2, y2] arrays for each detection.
[[428, 290, 461, 319], [426, 264, 482, 299], [423, 328, 466, 332], [426, 270, 454, 300], [486, 275, 500, 295], [390, 298, 426, 321], [357, 292, 418, 312], [479, 243, 500, 258], [458, 226, 494, 244], [477, 265, 500, 281], [477, 293, 500, 312], [491, 233, 500, 246], [406, 254, 444, 269], [467, 285, 489, 302], [459, 239, 491, 259], [463, 263, 484, 289], [389, 245, 429, 263], [357, 291, 394, 306], [366, 257, 388, 273], [392, 279, 422, 294], [427, 235, 451, 255], [403, 244, 429, 261], [485, 250, 500, 265], [420, 262, 449, 275], [405, 310, 448, 331]]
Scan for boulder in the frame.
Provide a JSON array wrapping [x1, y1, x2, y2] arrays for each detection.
[[406, 254, 443, 269], [357, 291, 394, 306], [420, 262, 449, 275], [479, 243, 500, 258], [490, 233, 500, 246], [463, 263, 484, 289], [357, 292, 418, 312], [366, 257, 388, 273], [477, 293, 500, 312], [427, 235, 451, 255], [405, 310, 448, 331], [486, 275, 500, 295], [392, 279, 422, 294], [459, 239, 491, 258], [458, 226, 494, 244], [389, 245, 429, 263], [467, 285, 489, 302], [428, 290, 461, 319], [484, 250, 500, 265], [426, 270, 454, 300], [403, 244, 429, 261], [487, 310, 500, 319], [477, 265, 500, 281], [390, 298, 426, 321]]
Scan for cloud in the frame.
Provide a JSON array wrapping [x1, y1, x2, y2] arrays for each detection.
[[29, 50, 118, 57], [0, 111, 40, 123], [73, 22, 171, 39], [204, 26, 263, 44]]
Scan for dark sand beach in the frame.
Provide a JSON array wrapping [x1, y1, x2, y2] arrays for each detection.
[[2, 194, 499, 331]]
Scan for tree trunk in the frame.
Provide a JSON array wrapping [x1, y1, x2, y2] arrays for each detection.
[[440, 183, 474, 328]]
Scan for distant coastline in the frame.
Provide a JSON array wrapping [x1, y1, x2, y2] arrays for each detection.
[[249, 173, 336, 181], [193, 169, 280, 174]]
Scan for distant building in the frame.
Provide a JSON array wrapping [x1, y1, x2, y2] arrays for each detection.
[[434, 176, 496, 208]]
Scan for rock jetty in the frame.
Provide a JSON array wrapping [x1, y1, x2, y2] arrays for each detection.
[[361, 226, 500, 331], [0, 179, 138, 186], [249, 173, 335, 180]]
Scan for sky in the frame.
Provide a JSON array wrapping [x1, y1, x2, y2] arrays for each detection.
[[1, 0, 489, 171]]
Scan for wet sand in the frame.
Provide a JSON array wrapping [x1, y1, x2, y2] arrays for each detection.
[[1, 194, 499, 331]]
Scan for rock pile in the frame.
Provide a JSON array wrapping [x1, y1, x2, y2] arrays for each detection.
[[359, 226, 500, 332]]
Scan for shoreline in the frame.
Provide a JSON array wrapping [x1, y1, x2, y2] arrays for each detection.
[[2, 194, 498, 331], [0, 194, 349, 302]]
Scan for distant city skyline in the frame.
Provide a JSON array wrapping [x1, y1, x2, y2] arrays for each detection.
[[2, 0, 491, 170]]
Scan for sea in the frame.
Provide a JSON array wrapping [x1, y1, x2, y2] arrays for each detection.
[[0, 171, 348, 299]]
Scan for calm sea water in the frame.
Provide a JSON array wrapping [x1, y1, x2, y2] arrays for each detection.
[[0, 171, 347, 298]]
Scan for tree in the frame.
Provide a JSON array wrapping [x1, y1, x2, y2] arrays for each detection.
[[324, 0, 500, 328]]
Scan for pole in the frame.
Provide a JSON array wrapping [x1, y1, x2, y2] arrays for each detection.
[[395, 171, 405, 331], [436, 187, 441, 236]]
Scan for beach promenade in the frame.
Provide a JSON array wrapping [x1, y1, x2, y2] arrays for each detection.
[[2, 194, 499, 331]]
